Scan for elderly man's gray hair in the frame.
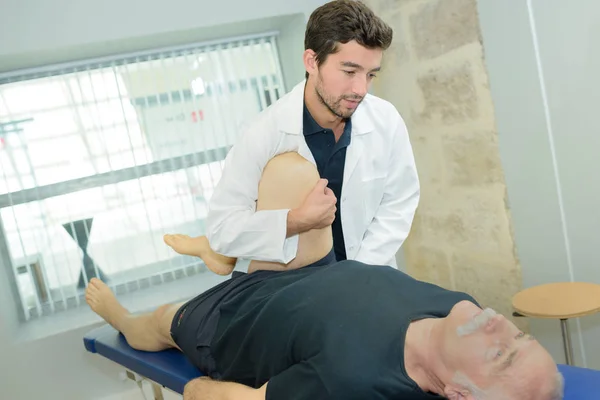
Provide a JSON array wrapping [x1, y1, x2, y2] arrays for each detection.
[[548, 372, 565, 400]]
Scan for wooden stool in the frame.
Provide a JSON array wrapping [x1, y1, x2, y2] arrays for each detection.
[[512, 282, 600, 366]]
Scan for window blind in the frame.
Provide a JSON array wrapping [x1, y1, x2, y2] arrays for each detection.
[[0, 33, 285, 321]]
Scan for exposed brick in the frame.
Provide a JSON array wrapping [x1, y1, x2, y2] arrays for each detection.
[[442, 130, 505, 186], [445, 187, 514, 254], [411, 134, 444, 186], [385, 32, 410, 66], [412, 186, 512, 254], [417, 62, 479, 124], [413, 212, 468, 245], [410, 0, 480, 60], [450, 251, 526, 329], [405, 245, 453, 289]]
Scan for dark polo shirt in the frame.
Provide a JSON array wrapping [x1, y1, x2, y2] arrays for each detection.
[[302, 102, 352, 261]]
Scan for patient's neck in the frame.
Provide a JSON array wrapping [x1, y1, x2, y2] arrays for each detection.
[[403, 318, 448, 396]]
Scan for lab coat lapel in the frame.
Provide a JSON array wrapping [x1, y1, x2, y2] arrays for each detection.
[[343, 103, 373, 183], [276, 81, 317, 165], [297, 139, 316, 165], [343, 136, 363, 184], [277, 81, 305, 135]]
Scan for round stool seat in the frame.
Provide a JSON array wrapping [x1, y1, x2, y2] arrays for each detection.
[[513, 282, 600, 319]]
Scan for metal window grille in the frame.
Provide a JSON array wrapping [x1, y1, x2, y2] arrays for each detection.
[[0, 32, 285, 321]]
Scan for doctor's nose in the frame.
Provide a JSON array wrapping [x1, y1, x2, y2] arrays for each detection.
[[352, 78, 369, 98]]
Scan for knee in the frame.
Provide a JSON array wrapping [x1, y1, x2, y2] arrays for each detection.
[[262, 152, 319, 186], [153, 304, 172, 329]]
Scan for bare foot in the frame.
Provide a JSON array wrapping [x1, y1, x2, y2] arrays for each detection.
[[163, 234, 236, 276], [164, 234, 206, 258], [85, 278, 128, 331]]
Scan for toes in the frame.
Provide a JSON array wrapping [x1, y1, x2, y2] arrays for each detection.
[[90, 278, 104, 289], [86, 283, 97, 294], [85, 295, 97, 306]]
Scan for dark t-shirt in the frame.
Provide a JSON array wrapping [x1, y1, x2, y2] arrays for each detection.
[[207, 261, 478, 399]]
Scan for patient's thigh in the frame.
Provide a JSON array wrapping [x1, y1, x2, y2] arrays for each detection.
[[257, 152, 320, 211]]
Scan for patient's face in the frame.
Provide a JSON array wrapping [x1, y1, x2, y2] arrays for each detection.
[[312, 40, 382, 119], [445, 301, 558, 394]]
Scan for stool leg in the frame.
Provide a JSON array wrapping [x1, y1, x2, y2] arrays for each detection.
[[560, 318, 574, 365]]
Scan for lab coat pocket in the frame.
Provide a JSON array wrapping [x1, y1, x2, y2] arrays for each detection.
[[361, 175, 386, 223]]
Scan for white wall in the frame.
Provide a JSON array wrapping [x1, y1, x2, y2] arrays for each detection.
[[0, 0, 327, 89], [0, 0, 316, 56], [0, 0, 326, 399], [478, 0, 600, 368]]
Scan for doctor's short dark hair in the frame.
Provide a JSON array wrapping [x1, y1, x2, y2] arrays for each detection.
[[304, 0, 393, 79]]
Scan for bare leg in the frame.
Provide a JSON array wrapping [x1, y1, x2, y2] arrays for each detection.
[[163, 152, 332, 274], [163, 234, 236, 276], [85, 278, 183, 351], [247, 152, 332, 272]]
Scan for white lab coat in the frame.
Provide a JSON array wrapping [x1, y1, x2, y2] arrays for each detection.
[[206, 81, 420, 268]]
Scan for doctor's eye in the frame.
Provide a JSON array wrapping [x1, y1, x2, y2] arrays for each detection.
[[515, 332, 525, 339], [495, 349, 504, 359]]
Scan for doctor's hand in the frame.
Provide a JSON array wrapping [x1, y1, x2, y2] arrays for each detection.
[[299, 178, 337, 229], [287, 179, 337, 237]]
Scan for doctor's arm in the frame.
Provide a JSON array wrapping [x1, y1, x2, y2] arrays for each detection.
[[206, 119, 318, 263], [353, 116, 420, 266], [183, 377, 267, 400]]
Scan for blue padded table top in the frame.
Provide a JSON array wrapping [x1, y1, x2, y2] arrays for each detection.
[[84, 324, 203, 394], [558, 363, 600, 399], [84, 324, 600, 398]]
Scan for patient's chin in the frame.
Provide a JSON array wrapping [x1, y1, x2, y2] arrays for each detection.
[[450, 300, 481, 319]]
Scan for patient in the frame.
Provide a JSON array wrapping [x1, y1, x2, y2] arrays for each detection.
[[85, 153, 563, 400]]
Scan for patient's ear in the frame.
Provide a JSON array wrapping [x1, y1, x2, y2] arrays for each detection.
[[444, 384, 476, 400]]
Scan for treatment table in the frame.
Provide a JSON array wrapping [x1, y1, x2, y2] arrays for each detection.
[[84, 324, 600, 399]]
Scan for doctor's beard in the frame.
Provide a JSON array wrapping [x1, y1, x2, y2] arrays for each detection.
[[314, 75, 363, 119]]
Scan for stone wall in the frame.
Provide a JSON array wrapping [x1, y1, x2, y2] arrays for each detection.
[[365, 0, 525, 325]]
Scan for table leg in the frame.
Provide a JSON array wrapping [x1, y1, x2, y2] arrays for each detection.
[[560, 318, 574, 365], [151, 382, 165, 400]]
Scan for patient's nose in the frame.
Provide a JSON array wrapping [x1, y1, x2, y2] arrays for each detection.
[[484, 314, 504, 333]]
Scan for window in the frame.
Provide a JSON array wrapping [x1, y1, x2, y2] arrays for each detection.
[[0, 34, 285, 321]]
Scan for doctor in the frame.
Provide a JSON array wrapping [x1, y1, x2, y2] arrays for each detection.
[[207, 0, 420, 268]]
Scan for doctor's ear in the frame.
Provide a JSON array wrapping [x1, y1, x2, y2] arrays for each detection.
[[303, 49, 318, 77]]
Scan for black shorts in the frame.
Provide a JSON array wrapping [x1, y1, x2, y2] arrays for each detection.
[[170, 271, 252, 377], [170, 249, 336, 377]]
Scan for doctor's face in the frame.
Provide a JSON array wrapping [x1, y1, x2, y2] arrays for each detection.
[[312, 40, 383, 119]]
